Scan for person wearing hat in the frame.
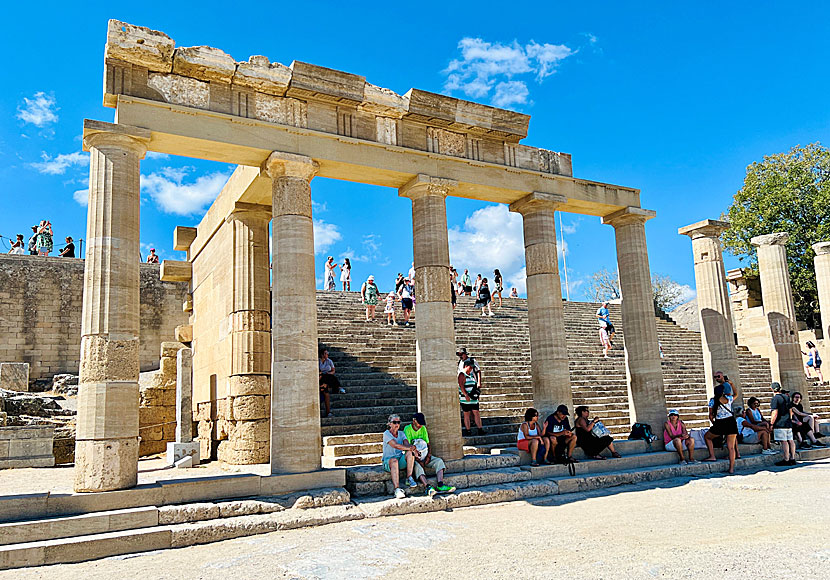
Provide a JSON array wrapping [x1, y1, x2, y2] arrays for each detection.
[[703, 384, 738, 473], [456, 347, 484, 434], [403, 412, 456, 497], [770, 382, 796, 466], [596, 300, 616, 345], [543, 404, 578, 464], [663, 409, 696, 464], [458, 358, 486, 436], [398, 276, 415, 327], [146, 248, 159, 263], [360, 275, 379, 321]]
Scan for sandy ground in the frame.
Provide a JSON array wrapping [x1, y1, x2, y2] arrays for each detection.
[[5, 458, 830, 579]]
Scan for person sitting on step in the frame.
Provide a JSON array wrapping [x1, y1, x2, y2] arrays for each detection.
[[574, 405, 621, 460], [543, 404, 579, 464], [382, 414, 418, 499], [737, 399, 776, 455], [458, 358, 486, 436], [518, 408, 550, 467], [403, 412, 457, 497], [663, 409, 696, 463], [318, 348, 345, 418], [791, 392, 825, 449]]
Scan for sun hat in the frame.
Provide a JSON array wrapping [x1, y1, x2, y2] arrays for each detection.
[[368, 275, 374, 281], [668, 409, 680, 416]]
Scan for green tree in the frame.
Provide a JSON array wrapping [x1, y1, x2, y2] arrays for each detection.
[[721, 143, 830, 327]]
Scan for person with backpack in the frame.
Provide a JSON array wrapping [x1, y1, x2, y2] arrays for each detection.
[[398, 277, 415, 327], [703, 384, 738, 473], [458, 358, 485, 436], [475, 277, 494, 317], [596, 300, 616, 345], [770, 382, 796, 466]]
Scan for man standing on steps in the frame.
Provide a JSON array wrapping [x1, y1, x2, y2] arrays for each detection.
[[457, 348, 486, 436], [403, 412, 457, 497], [770, 382, 797, 467], [596, 300, 616, 346], [399, 277, 415, 327]]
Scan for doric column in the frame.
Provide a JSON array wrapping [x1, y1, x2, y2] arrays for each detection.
[[221, 203, 272, 464], [602, 207, 667, 431], [679, 219, 741, 403], [752, 233, 808, 407], [75, 121, 150, 492], [509, 192, 571, 414], [263, 151, 321, 473], [399, 174, 464, 460], [813, 241, 830, 341]]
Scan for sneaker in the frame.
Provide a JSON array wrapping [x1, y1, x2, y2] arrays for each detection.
[[774, 459, 789, 467], [394, 487, 406, 499], [801, 442, 813, 449], [326, 412, 334, 418], [436, 484, 456, 493], [761, 449, 777, 455], [812, 440, 826, 447], [406, 476, 418, 488], [462, 428, 472, 437], [427, 486, 437, 498], [488, 312, 494, 317], [787, 459, 797, 466]]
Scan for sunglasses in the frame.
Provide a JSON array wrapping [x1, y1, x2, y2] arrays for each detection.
[[391, 420, 401, 424]]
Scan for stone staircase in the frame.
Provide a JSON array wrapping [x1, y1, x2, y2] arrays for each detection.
[[316, 291, 830, 467]]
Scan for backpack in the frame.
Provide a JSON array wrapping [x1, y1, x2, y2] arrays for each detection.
[[628, 422, 658, 443]]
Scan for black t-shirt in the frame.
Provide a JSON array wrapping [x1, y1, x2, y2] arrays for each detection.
[[62, 242, 75, 258], [770, 394, 792, 429], [544, 414, 571, 436]]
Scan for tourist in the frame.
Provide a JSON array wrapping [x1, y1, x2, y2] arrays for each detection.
[[573, 405, 621, 460], [384, 291, 398, 326], [450, 269, 457, 310], [543, 404, 578, 464], [458, 358, 485, 436], [408, 262, 416, 284], [456, 347, 481, 386], [461, 269, 472, 296], [36, 220, 53, 256], [741, 397, 776, 454], [791, 392, 825, 449], [146, 248, 159, 263], [59, 236, 75, 258], [403, 412, 457, 497], [518, 408, 549, 467], [713, 371, 735, 399], [492, 269, 503, 308], [340, 257, 351, 291], [510, 287, 518, 298], [703, 384, 738, 473], [599, 322, 612, 359], [324, 256, 338, 291], [8, 234, 25, 254], [770, 382, 796, 466], [381, 414, 417, 499], [475, 277, 494, 317], [27, 225, 38, 255], [596, 300, 615, 345], [360, 275, 380, 321], [398, 277, 415, 327], [802, 341, 824, 383], [395, 273, 405, 293], [663, 409, 696, 463], [473, 274, 483, 296], [318, 348, 343, 418]]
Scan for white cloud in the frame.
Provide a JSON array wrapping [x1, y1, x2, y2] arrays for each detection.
[[311, 200, 328, 213], [142, 167, 230, 216], [30, 151, 88, 175], [506, 266, 527, 296], [344, 233, 389, 266], [145, 151, 169, 160], [449, 204, 525, 278], [313, 220, 342, 255], [443, 37, 575, 107], [17, 92, 59, 127], [73, 188, 88, 206]]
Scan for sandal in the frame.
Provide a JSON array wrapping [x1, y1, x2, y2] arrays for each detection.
[[565, 456, 580, 463], [530, 461, 540, 467], [591, 455, 605, 460], [702, 458, 717, 462], [611, 452, 622, 458]]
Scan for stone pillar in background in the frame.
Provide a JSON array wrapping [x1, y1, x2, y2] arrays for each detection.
[[75, 122, 150, 492], [679, 219, 741, 403], [752, 233, 808, 408], [220, 203, 272, 464], [509, 192, 572, 415], [264, 152, 322, 474], [602, 207, 668, 431], [813, 241, 830, 341], [166, 347, 200, 466], [399, 175, 464, 460]]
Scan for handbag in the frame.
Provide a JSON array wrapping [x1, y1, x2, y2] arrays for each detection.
[[591, 420, 611, 438]]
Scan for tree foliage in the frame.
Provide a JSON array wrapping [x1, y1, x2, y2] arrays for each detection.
[[586, 268, 689, 312], [721, 143, 830, 327]]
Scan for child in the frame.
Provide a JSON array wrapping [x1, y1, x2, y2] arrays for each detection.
[[384, 292, 398, 326]]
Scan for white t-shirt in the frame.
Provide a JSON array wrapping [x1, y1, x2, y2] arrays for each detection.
[[400, 285, 413, 299], [409, 266, 416, 281], [735, 416, 753, 438], [710, 395, 734, 420]]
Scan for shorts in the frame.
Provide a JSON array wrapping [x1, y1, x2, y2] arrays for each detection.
[[463, 285, 472, 293], [773, 428, 794, 442], [382, 453, 405, 472], [460, 401, 479, 412], [816, 360, 823, 369], [384, 305, 395, 314], [517, 439, 535, 452], [665, 439, 690, 451], [401, 298, 413, 310], [739, 431, 759, 445], [710, 417, 739, 436], [413, 456, 446, 479]]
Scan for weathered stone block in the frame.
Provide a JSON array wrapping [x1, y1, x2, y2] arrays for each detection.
[[0, 363, 29, 392], [231, 395, 269, 420], [105, 20, 174, 73], [166, 441, 200, 466], [158, 502, 220, 525]]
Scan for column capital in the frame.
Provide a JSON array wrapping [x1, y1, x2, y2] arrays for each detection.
[[262, 151, 319, 181], [226, 202, 272, 224], [82, 120, 151, 158], [601, 206, 656, 228], [509, 191, 567, 215], [751, 232, 788, 247], [678, 218, 729, 239], [812, 241, 830, 255], [398, 174, 457, 200]]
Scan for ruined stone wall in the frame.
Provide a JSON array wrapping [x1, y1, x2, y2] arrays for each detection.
[[0, 254, 189, 382]]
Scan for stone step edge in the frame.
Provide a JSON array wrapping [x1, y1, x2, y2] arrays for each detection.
[[5, 448, 825, 570]]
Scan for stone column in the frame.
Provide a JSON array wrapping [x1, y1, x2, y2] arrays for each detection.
[[813, 241, 830, 341], [679, 219, 741, 403], [264, 152, 322, 474], [399, 174, 464, 460], [752, 233, 808, 407], [166, 347, 200, 466], [509, 192, 572, 414], [602, 207, 667, 431], [221, 203, 272, 465], [75, 122, 150, 492]]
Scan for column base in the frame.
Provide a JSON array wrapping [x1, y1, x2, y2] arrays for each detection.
[[73, 437, 139, 492]]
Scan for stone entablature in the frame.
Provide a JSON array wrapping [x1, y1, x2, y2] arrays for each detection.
[[103, 20, 572, 178]]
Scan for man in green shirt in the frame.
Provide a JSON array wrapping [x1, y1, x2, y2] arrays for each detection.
[[403, 413, 456, 497]]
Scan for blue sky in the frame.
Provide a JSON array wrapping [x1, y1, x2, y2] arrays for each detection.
[[3, 2, 829, 301]]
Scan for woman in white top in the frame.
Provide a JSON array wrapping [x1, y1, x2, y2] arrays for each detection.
[[703, 385, 738, 473], [517, 407, 549, 467], [340, 258, 352, 291], [324, 256, 338, 291]]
